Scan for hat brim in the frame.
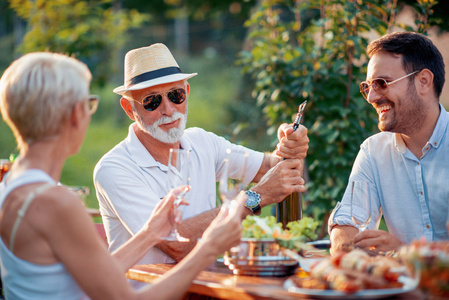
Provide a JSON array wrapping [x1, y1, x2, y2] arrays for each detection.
[[113, 73, 197, 95]]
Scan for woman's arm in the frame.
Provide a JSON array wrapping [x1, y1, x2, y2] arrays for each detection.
[[35, 188, 137, 300], [111, 187, 187, 271], [38, 187, 244, 300], [140, 192, 245, 299]]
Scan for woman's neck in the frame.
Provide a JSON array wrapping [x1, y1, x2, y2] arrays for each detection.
[[12, 140, 69, 182]]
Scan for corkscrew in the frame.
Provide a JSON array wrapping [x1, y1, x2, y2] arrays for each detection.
[[292, 100, 307, 131]]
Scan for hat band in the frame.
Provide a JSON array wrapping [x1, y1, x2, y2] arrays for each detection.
[[128, 66, 182, 87]]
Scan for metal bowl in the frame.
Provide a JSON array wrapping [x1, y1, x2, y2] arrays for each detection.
[[223, 238, 298, 277]]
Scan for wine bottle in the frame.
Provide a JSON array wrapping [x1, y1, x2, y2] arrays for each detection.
[[276, 101, 307, 228], [277, 187, 302, 228]]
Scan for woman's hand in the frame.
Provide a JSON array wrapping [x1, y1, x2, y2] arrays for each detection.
[[200, 191, 246, 255], [143, 186, 189, 240]]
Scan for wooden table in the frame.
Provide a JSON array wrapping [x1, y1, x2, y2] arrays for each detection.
[[126, 261, 426, 300]]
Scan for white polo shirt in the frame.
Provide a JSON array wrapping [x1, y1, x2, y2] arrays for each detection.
[[94, 123, 264, 264]]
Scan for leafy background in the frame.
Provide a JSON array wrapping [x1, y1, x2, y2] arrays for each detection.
[[0, 0, 447, 231]]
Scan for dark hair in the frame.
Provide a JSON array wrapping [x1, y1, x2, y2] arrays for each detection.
[[367, 32, 445, 98]]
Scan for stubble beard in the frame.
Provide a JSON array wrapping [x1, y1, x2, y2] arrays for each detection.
[[377, 85, 426, 135]]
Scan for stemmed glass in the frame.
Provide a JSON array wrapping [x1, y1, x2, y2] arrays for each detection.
[[163, 148, 191, 242], [219, 149, 248, 210], [350, 180, 372, 232], [65, 185, 90, 199]]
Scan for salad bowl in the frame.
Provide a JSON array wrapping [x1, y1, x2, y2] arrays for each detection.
[[222, 216, 321, 276], [223, 238, 299, 277]]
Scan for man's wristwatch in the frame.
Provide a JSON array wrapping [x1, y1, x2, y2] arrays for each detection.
[[245, 190, 261, 215]]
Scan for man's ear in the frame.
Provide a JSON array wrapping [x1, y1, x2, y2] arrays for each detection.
[[416, 68, 434, 96], [120, 97, 136, 121], [186, 83, 190, 96]]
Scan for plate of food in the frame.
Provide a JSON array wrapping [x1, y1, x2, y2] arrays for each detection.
[[398, 239, 449, 298], [284, 280, 416, 299], [284, 248, 419, 299]]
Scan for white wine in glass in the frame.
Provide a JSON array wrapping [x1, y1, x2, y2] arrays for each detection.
[[350, 180, 372, 232], [219, 149, 248, 210], [162, 148, 191, 242]]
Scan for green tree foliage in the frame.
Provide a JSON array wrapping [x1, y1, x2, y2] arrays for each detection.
[[121, 0, 256, 21], [8, 0, 148, 87], [400, 0, 447, 32], [239, 0, 437, 232]]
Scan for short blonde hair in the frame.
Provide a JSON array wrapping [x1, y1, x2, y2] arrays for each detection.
[[0, 52, 91, 150]]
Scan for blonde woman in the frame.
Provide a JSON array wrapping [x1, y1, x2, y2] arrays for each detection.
[[0, 52, 244, 300]]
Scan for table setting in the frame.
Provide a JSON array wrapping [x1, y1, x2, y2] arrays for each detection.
[[220, 214, 448, 300], [126, 212, 446, 300], [127, 161, 448, 299]]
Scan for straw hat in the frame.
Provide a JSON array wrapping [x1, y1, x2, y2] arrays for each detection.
[[113, 43, 197, 95]]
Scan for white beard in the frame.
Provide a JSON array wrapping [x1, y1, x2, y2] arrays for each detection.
[[135, 110, 187, 144]]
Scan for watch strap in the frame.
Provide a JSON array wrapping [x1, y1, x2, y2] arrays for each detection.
[[251, 203, 261, 215]]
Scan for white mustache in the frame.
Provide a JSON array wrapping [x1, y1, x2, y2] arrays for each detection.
[[154, 112, 183, 127]]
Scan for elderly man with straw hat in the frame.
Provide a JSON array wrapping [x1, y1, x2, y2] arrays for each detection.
[[94, 43, 309, 264]]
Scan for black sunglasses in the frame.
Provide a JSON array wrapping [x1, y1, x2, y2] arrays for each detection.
[[138, 88, 187, 111], [359, 71, 419, 100]]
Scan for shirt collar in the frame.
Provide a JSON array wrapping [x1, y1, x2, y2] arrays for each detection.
[[126, 122, 191, 168], [394, 133, 407, 154], [427, 103, 448, 150]]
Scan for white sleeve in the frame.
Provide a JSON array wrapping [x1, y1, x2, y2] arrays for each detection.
[[94, 159, 162, 236], [186, 128, 264, 185]]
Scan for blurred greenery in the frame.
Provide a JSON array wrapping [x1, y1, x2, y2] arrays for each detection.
[[0, 0, 447, 231], [9, 0, 148, 87], [0, 55, 245, 210], [0, 0, 252, 212], [238, 0, 439, 237]]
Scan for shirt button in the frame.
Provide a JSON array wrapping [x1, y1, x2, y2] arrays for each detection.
[[426, 224, 430, 229], [420, 191, 423, 195], [417, 162, 420, 165], [434, 142, 438, 146], [425, 147, 429, 151]]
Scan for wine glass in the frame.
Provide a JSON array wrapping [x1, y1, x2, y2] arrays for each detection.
[[219, 149, 248, 210], [65, 185, 90, 199], [163, 148, 191, 242], [350, 180, 372, 232]]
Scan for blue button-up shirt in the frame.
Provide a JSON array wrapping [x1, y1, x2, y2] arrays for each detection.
[[329, 103, 449, 243]]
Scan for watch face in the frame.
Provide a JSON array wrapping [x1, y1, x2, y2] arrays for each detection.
[[245, 191, 261, 215], [246, 196, 258, 207]]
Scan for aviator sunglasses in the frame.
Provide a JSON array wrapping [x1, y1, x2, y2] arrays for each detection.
[[359, 70, 420, 100], [136, 88, 187, 111]]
